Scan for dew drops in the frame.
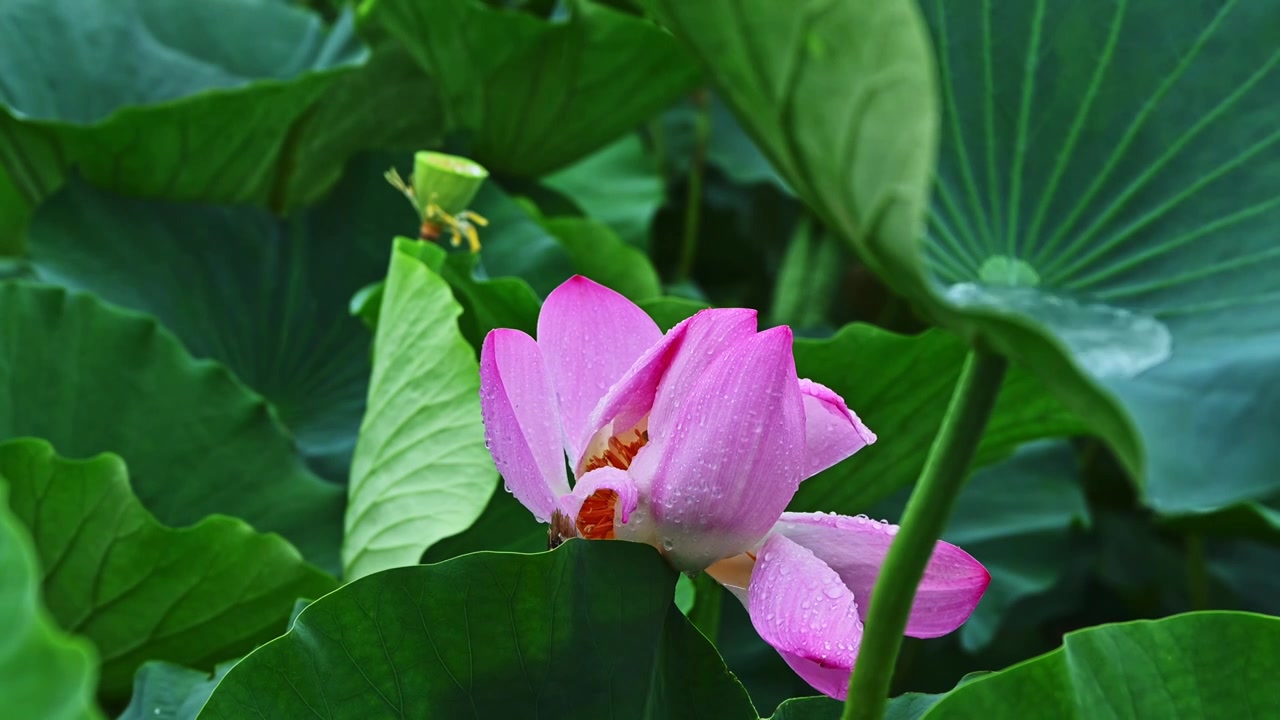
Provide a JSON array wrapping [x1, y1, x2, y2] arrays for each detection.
[[823, 585, 844, 599]]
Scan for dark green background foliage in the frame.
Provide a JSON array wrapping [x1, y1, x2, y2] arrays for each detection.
[[2, 0, 1278, 718]]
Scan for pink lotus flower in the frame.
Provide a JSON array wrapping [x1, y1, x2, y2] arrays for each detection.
[[479, 276, 989, 699]]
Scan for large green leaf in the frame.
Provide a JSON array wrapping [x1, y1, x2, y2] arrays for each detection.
[[0, 482, 101, 720], [913, 0, 1280, 516], [541, 217, 663, 302], [650, 0, 1280, 516], [25, 163, 403, 481], [25, 156, 587, 483], [0, 0, 443, 235], [790, 325, 1087, 515], [0, 439, 336, 700], [365, 0, 701, 175], [119, 661, 232, 720], [469, 182, 576, 297], [343, 239, 495, 579], [0, 282, 345, 571], [640, 0, 938, 286], [420, 476, 544, 563], [921, 612, 1280, 718], [199, 541, 757, 719], [542, 134, 666, 247], [424, 245, 543, 351]]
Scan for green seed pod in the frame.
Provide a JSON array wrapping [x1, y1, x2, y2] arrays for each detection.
[[412, 151, 489, 216]]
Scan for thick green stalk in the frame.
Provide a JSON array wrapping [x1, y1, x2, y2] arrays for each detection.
[[842, 348, 1008, 720], [676, 90, 710, 283]]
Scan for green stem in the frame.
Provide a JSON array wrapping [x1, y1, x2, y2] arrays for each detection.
[[842, 348, 1008, 720], [689, 572, 724, 643], [648, 117, 669, 192], [676, 90, 710, 283]]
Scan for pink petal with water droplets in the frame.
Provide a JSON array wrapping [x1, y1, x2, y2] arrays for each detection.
[[479, 329, 569, 523], [747, 534, 863, 700], [537, 276, 661, 461], [577, 307, 756, 471], [640, 326, 805, 572], [772, 512, 990, 638], [647, 308, 758, 433], [798, 378, 876, 480]]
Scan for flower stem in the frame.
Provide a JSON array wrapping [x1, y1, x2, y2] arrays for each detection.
[[842, 348, 1007, 720], [676, 89, 710, 283]]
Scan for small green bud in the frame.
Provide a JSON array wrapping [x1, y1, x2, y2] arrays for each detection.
[[412, 152, 489, 216]]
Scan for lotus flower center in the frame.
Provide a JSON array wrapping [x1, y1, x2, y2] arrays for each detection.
[[547, 488, 622, 549], [581, 428, 648, 473], [575, 489, 620, 540]]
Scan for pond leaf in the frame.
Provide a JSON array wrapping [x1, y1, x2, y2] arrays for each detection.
[[916, 0, 1280, 516], [25, 161, 405, 482], [0, 282, 345, 571], [921, 611, 1280, 717], [198, 541, 757, 719], [118, 661, 233, 720], [650, 0, 1280, 516], [543, 134, 666, 247], [366, 0, 701, 175], [540, 217, 663, 302], [343, 239, 494, 580], [0, 481, 101, 720], [640, 0, 938, 286], [0, 439, 335, 701], [0, 0, 443, 230]]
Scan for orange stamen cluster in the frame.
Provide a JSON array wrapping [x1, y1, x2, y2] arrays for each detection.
[[581, 430, 649, 473], [575, 489, 620, 540]]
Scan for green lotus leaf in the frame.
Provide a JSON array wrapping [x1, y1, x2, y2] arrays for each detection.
[[0, 439, 335, 700], [198, 541, 757, 719]]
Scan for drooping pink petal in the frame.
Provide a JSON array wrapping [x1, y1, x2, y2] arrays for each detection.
[[638, 326, 806, 572], [537, 276, 662, 461], [479, 329, 569, 523], [772, 512, 990, 638], [558, 466, 640, 527], [798, 379, 877, 479], [747, 534, 863, 700], [576, 307, 756, 472]]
